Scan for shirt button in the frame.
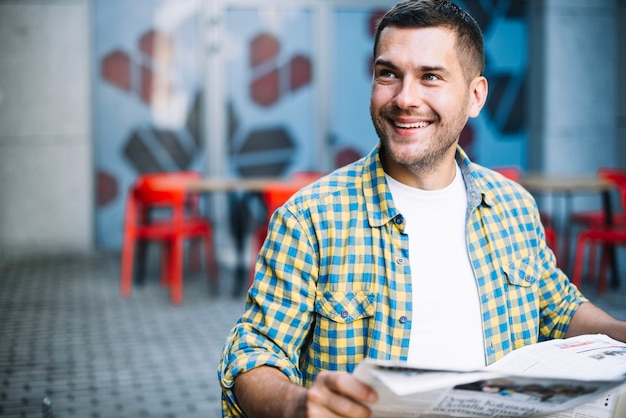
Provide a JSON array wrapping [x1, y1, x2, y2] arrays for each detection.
[[394, 215, 404, 224], [341, 310, 349, 319], [399, 316, 407, 324], [396, 257, 405, 265]]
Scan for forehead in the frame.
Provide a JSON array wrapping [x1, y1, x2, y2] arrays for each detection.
[[376, 25, 460, 67]]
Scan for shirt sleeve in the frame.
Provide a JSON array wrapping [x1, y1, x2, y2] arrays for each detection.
[[534, 204, 588, 340], [218, 204, 319, 415]]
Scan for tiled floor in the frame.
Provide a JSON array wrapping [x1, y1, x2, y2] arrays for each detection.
[[0, 253, 247, 418], [0, 252, 624, 418]]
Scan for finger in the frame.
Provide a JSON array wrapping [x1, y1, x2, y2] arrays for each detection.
[[323, 372, 378, 404], [308, 372, 377, 417], [308, 382, 373, 418]]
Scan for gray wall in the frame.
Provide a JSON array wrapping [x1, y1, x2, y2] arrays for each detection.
[[0, 0, 623, 259], [0, 0, 93, 258], [531, 0, 622, 174]]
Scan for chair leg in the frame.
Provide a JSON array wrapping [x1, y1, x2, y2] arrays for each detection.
[[120, 234, 135, 298], [188, 239, 202, 275], [572, 233, 588, 288], [160, 241, 170, 288], [120, 197, 138, 298], [169, 237, 184, 305], [203, 228, 219, 291], [545, 227, 557, 260], [248, 225, 266, 289], [598, 244, 610, 295], [135, 240, 148, 285]]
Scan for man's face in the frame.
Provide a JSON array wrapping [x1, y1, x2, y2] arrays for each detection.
[[370, 25, 486, 181]]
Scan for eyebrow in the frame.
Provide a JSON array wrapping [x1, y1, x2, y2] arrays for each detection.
[[374, 58, 397, 69], [374, 59, 449, 75]]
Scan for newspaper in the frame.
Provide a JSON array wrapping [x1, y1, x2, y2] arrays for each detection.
[[353, 334, 626, 417]]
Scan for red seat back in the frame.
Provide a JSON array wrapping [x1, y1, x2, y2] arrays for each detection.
[[599, 168, 626, 224], [492, 166, 522, 182]]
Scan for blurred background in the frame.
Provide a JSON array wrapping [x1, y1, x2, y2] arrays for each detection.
[[0, 0, 624, 261], [1, 1, 626, 417]]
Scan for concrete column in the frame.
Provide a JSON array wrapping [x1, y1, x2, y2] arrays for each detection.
[[536, 0, 618, 174], [0, 0, 93, 258]]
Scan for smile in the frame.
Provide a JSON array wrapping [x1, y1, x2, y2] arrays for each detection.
[[393, 120, 430, 128]]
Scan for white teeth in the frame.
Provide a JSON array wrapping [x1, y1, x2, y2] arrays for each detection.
[[395, 121, 429, 128]]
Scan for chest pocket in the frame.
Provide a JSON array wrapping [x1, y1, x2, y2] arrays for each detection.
[[315, 291, 376, 323], [502, 258, 539, 287], [501, 258, 541, 348], [310, 291, 376, 371]]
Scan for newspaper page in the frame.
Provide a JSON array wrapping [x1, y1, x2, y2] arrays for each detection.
[[353, 334, 626, 417], [546, 390, 620, 418]]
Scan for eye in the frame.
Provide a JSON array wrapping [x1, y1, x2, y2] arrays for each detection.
[[423, 73, 440, 82], [377, 69, 396, 79]]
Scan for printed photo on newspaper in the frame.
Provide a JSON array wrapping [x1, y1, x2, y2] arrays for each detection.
[[353, 334, 626, 417]]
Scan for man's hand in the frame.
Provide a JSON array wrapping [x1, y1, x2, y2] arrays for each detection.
[[305, 371, 378, 417], [233, 366, 378, 417]]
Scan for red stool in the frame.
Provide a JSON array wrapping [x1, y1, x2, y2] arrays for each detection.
[[120, 172, 218, 304], [572, 168, 626, 293]]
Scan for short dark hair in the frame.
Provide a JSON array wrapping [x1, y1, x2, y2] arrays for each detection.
[[373, 0, 485, 79]]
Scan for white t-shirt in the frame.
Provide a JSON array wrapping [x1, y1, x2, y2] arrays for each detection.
[[386, 163, 485, 370]]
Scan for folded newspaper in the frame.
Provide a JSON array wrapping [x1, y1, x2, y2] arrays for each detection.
[[353, 334, 626, 417]]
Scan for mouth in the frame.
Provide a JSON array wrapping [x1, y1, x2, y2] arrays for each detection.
[[393, 120, 430, 129]]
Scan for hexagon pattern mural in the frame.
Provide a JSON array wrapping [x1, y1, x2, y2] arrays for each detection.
[[93, 0, 204, 249], [225, 7, 316, 178]]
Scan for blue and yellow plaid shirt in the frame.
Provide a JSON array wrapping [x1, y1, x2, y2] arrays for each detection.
[[218, 144, 586, 416]]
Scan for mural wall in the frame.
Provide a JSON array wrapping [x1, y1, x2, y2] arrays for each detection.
[[92, 0, 205, 249], [92, 0, 528, 249], [223, 6, 316, 177]]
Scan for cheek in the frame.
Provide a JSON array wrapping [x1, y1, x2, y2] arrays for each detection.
[[371, 83, 396, 108], [370, 89, 385, 112], [436, 93, 471, 120]]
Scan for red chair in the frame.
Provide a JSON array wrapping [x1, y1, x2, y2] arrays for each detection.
[[492, 166, 558, 254], [248, 172, 324, 288], [569, 169, 625, 227], [569, 168, 625, 282], [572, 168, 626, 293], [120, 172, 218, 305]]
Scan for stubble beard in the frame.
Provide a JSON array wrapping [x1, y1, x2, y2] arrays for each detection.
[[372, 108, 459, 174]]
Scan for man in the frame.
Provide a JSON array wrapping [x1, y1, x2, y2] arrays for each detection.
[[218, 1, 626, 416]]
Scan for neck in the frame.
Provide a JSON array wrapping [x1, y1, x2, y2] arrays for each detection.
[[383, 148, 458, 190]]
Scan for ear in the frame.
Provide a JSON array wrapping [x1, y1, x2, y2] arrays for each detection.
[[468, 75, 488, 119]]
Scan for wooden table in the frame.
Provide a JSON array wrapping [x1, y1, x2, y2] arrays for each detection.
[[520, 174, 618, 287], [187, 177, 284, 193], [520, 175, 613, 194]]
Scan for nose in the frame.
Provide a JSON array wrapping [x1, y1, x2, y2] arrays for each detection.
[[393, 78, 422, 110]]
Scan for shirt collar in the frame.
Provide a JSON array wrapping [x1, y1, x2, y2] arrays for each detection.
[[361, 144, 494, 228], [360, 144, 398, 228], [455, 146, 497, 209]]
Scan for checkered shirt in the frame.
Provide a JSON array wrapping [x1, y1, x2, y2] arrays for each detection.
[[218, 144, 586, 416]]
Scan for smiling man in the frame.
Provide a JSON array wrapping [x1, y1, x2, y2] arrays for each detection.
[[218, 1, 626, 417]]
